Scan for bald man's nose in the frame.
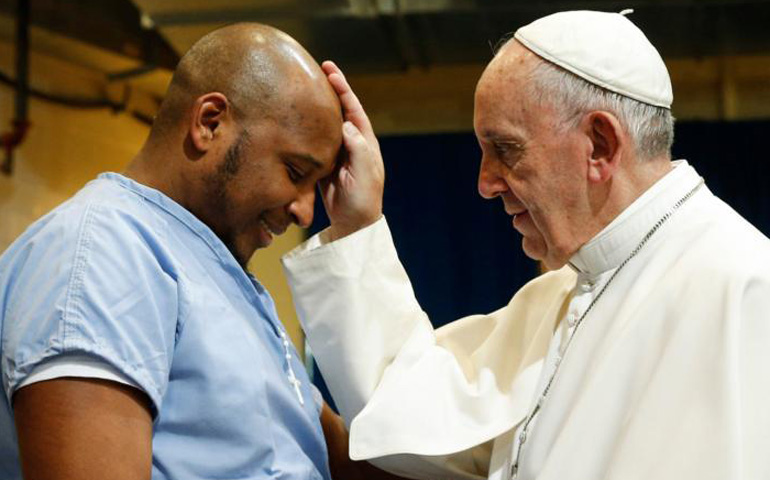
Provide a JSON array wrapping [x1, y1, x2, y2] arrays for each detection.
[[477, 156, 507, 199], [289, 188, 315, 228]]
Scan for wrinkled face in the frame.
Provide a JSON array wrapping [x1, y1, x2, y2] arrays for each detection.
[[474, 43, 590, 270], [206, 90, 341, 266]]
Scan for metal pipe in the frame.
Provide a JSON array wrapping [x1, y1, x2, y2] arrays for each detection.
[[15, 0, 29, 122]]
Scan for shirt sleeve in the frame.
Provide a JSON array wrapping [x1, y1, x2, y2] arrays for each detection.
[[2, 201, 179, 414], [17, 354, 140, 390]]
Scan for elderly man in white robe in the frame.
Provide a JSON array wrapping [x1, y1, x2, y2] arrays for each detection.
[[283, 10, 770, 480]]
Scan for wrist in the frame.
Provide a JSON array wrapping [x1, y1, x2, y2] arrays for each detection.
[[328, 214, 383, 241]]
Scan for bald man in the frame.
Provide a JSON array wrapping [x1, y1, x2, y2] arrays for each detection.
[[0, 24, 399, 480]]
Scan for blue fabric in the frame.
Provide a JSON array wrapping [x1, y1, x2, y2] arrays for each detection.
[[0, 173, 331, 480]]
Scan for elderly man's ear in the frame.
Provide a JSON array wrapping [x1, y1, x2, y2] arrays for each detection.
[[584, 111, 625, 184], [189, 93, 231, 153]]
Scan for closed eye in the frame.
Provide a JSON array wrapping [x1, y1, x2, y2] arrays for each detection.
[[282, 153, 324, 184], [286, 163, 305, 183]]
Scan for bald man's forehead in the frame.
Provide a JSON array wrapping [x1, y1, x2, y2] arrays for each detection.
[[268, 30, 323, 79], [281, 46, 320, 79], [238, 24, 324, 81], [284, 80, 342, 122]]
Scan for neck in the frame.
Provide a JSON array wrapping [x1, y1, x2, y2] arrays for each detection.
[[581, 157, 673, 246], [123, 139, 192, 210], [612, 156, 673, 218]]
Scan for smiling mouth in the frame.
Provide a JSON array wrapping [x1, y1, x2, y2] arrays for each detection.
[[259, 219, 286, 236]]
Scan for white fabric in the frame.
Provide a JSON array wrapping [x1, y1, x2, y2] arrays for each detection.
[[17, 354, 138, 390], [283, 161, 770, 480], [514, 10, 673, 108]]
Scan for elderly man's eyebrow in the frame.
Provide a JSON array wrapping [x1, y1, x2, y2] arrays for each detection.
[[482, 133, 525, 148], [479, 128, 523, 142]]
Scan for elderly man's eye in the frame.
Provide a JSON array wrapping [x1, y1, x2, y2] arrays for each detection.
[[494, 141, 522, 156], [493, 141, 523, 167], [494, 143, 510, 156]]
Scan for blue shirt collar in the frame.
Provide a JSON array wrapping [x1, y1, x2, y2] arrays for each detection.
[[98, 172, 277, 323]]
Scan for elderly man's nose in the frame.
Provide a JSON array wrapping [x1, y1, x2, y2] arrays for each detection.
[[478, 157, 506, 199]]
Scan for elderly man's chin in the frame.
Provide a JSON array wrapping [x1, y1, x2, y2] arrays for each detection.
[[521, 236, 568, 271], [521, 236, 546, 262]]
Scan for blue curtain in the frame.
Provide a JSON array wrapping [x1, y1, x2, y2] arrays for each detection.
[[309, 132, 538, 327], [308, 120, 770, 407], [673, 121, 770, 231]]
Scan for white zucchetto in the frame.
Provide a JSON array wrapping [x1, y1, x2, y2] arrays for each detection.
[[514, 10, 673, 108]]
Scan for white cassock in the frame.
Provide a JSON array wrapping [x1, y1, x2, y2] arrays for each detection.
[[283, 161, 770, 480]]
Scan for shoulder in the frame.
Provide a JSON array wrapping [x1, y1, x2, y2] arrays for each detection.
[[1, 179, 182, 409], [683, 194, 770, 280], [645, 193, 770, 306], [5, 177, 174, 276], [72, 177, 172, 246], [1, 177, 182, 327]]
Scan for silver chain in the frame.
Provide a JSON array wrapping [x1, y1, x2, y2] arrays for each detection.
[[510, 178, 705, 479]]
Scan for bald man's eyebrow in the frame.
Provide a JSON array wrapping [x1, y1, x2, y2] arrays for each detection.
[[284, 153, 323, 170]]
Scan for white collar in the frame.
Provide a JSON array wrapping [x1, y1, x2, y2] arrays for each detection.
[[569, 160, 703, 276]]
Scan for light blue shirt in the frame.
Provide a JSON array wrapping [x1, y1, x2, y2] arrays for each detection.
[[0, 173, 331, 480]]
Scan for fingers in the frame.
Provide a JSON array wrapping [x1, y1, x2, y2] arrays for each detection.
[[321, 60, 347, 85], [342, 121, 366, 150], [342, 120, 385, 188], [321, 60, 343, 79], [340, 121, 367, 173], [329, 74, 372, 137], [322, 61, 375, 143]]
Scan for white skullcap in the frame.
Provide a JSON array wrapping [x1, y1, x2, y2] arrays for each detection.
[[514, 10, 673, 108]]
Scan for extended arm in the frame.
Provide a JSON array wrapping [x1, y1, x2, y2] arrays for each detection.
[[14, 378, 153, 480], [284, 62, 577, 479]]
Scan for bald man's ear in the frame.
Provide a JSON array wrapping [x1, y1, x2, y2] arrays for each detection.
[[584, 111, 625, 184], [189, 93, 230, 153]]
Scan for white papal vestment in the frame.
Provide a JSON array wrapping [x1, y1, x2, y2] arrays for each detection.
[[283, 161, 770, 480]]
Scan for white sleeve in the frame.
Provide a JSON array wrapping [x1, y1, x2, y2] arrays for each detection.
[[282, 217, 575, 479], [284, 218, 429, 429], [17, 354, 141, 390]]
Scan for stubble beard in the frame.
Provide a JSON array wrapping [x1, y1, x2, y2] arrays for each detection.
[[206, 131, 250, 268]]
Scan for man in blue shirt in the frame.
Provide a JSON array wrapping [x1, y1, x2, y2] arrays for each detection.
[[0, 23, 399, 480]]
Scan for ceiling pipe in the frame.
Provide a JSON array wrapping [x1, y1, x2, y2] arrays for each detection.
[[1, 0, 31, 176]]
